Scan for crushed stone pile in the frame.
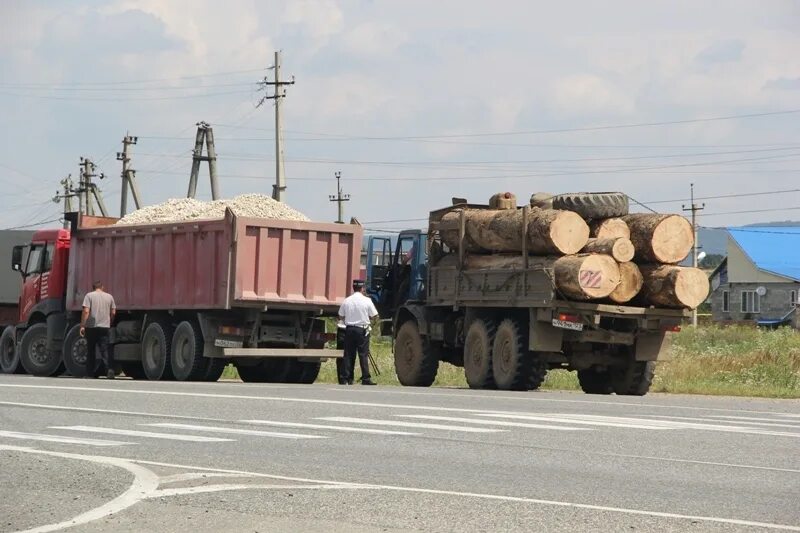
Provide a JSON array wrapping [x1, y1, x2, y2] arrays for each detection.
[[116, 194, 310, 225]]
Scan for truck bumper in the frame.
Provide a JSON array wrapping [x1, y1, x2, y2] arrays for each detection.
[[221, 347, 343, 361]]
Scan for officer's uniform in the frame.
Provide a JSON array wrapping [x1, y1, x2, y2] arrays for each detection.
[[338, 281, 378, 385]]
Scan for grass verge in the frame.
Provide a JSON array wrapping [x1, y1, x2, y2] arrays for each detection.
[[221, 325, 800, 398]]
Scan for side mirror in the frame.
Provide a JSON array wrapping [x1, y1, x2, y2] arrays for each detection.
[[11, 246, 23, 273]]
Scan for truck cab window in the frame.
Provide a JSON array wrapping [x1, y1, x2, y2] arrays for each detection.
[[25, 245, 44, 275], [43, 243, 55, 272]]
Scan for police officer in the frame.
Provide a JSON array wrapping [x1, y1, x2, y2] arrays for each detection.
[[337, 279, 378, 385]]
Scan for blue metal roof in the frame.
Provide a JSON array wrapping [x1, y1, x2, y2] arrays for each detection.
[[727, 226, 800, 282]]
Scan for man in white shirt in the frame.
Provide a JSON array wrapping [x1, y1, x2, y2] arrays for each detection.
[[80, 281, 117, 379], [338, 279, 378, 385]]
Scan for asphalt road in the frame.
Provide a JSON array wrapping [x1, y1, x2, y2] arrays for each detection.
[[0, 374, 798, 533]]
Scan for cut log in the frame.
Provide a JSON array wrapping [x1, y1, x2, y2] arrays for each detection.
[[447, 253, 620, 300], [639, 265, 710, 310], [590, 218, 630, 240], [581, 238, 635, 263], [621, 214, 694, 264], [608, 262, 644, 304], [489, 192, 517, 210], [439, 208, 589, 255]]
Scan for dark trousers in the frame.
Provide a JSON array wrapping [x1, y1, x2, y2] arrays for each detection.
[[85, 327, 112, 376], [339, 326, 371, 383]]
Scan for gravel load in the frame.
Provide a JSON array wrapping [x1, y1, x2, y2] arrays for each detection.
[[116, 194, 309, 225]]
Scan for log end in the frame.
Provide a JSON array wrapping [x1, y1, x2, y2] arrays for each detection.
[[608, 262, 643, 303], [612, 238, 636, 263], [651, 215, 694, 264], [549, 211, 591, 255], [592, 218, 630, 240], [674, 267, 710, 310]]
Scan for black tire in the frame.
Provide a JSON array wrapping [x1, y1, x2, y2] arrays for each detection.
[[492, 318, 531, 391], [19, 323, 63, 377], [202, 358, 227, 382], [120, 362, 147, 380], [612, 360, 656, 396], [463, 319, 496, 389], [170, 321, 208, 381], [527, 359, 548, 391], [577, 367, 614, 394], [62, 324, 97, 378], [285, 360, 322, 384], [551, 192, 629, 219], [394, 320, 439, 387], [0, 327, 22, 374], [141, 321, 174, 380]]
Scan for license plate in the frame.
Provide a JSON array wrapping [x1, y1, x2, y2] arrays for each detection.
[[214, 338, 244, 348], [552, 319, 584, 331]]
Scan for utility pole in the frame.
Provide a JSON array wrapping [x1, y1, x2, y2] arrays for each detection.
[[78, 157, 109, 217], [53, 175, 76, 229], [117, 133, 143, 216], [187, 122, 219, 200], [683, 182, 705, 327], [257, 51, 295, 202], [328, 171, 350, 223]]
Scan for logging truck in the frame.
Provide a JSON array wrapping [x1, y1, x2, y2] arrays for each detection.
[[367, 193, 702, 396]]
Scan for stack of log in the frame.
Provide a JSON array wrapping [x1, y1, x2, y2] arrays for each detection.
[[436, 192, 709, 310]]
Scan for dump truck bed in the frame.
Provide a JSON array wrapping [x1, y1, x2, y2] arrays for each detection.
[[66, 210, 362, 313]]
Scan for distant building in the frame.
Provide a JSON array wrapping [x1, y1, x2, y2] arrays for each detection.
[[709, 226, 799, 327]]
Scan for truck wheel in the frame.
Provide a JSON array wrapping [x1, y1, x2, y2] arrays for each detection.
[[141, 321, 174, 380], [0, 327, 22, 374], [170, 321, 208, 381], [20, 323, 63, 377], [120, 362, 147, 380], [394, 320, 439, 387], [492, 318, 531, 391], [612, 361, 655, 396], [285, 360, 322, 384], [202, 358, 227, 382], [527, 359, 548, 391], [464, 319, 496, 389], [577, 367, 614, 394], [551, 192, 628, 219], [62, 324, 97, 378]]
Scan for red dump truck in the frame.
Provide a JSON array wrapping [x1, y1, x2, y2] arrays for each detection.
[[2, 210, 361, 382]]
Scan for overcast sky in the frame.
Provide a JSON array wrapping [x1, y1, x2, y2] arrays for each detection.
[[1, 0, 799, 232]]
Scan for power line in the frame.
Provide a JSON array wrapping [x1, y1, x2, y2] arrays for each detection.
[[645, 188, 800, 205], [0, 68, 267, 87], [701, 206, 800, 217], [1, 82, 257, 92], [0, 89, 255, 102], [702, 226, 800, 235], [3, 216, 62, 231]]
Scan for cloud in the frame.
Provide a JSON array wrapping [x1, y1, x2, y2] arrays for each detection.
[[695, 39, 746, 67], [281, 0, 343, 52]]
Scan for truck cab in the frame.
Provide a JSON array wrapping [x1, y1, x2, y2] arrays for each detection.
[[365, 230, 427, 331]]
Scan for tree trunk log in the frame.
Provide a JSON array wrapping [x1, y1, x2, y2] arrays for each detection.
[[440, 208, 589, 255], [590, 218, 630, 240], [453, 253, 620, 300], [621, 214, 694, 264], [581, 237, 635, 262], [608, 262, 644, 304], [639, 265, 709, 309]]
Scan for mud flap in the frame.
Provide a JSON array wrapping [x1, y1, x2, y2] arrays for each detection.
[[635, 332, 670, 361], [46, 313, 66, 353]]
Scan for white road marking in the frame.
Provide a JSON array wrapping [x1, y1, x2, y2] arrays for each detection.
[[240, 419, 419, 436], [708, 415, 800, 425], [474, 413, 671, 430], [50, 426, 234, 442], [0, 430, 131, 447], [395, 414, 590, 431], [318, 416, 504, 433], [647, 414, 800, 429], [17, 448, 793, 532], [150, 483, 358, 499], [2, 382, 795, 417], [146, 423, 327, 440], [0, 400, 224, 422]]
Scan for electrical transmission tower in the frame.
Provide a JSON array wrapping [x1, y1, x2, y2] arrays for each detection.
[[187, 121, 219, 200], [117, 133, 143, 216], [682, 182, 705, 327], [328, 171, 350, 224], [257, 50, 295, 202]]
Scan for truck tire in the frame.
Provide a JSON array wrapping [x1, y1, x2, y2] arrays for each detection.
[[285, 360, 322, 384], [394, 320, 439, 387], [170, 321, 208, 381], [62, 324, 97, 378], [492, 318, 531, 391], [20, 323, 63, 377], [577, 367, 614, 394], [202, 358, 227, 382], [526, 359, 548, 391], [141, 321, 174, 380], [612, 360, 655, 396], [464, 319, 496, 389], [0, 327, 22, 374], [236, 362, 268, 383], [551, 192, 628, 219], [120, 362, 147, 380]]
